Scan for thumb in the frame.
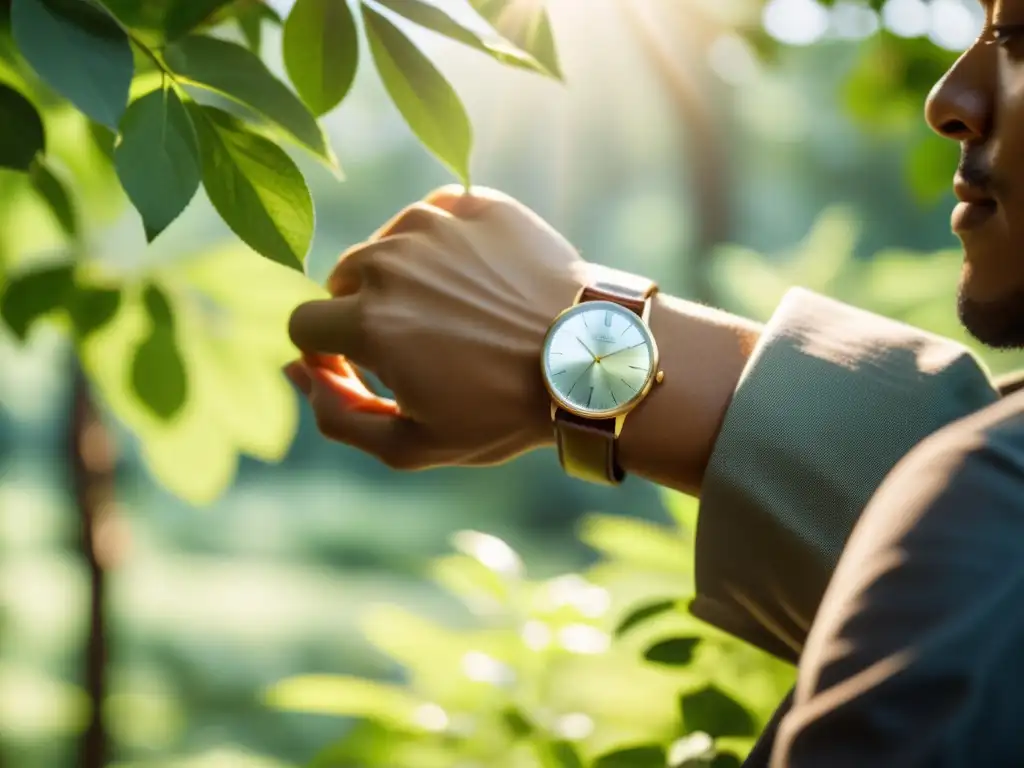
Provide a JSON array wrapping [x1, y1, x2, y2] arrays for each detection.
[[305, 366, 425, 470]]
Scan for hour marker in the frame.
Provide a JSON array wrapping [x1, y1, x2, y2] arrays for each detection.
[[609, 389, 618, 405], [604, 311, 612, 327], [620, 325, 630, 337], [629, 365, 646, 370], [586, 386, 594, 408], [620, 378, 637, 391], [551, 351, 562, 355], [583, 314, 590, 329], [551, 369, 566, 376]]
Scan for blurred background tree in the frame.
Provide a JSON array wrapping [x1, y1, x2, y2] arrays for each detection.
[[2, 0, 1019, 767]]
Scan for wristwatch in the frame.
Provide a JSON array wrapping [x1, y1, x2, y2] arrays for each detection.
[[541, 265, 664, 485]]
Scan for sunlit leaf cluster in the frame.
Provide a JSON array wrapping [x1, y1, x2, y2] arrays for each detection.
[[0, 0, 561, 259], [267, 489, 794, 767]]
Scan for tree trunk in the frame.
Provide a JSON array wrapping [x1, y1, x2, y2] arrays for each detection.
[[68, 362, 117, 768]]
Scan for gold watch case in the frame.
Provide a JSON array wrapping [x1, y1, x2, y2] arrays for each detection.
[[540, 297, 664, 437]]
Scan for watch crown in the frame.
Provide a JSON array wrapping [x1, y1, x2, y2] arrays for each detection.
[[656, 370, 665, 384]]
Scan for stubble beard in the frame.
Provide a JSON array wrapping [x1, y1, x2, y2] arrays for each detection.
[[958, 286, 1024, 350]]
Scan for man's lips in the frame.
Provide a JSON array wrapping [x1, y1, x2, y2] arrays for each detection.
[[953, 175, 996, 205], [952, 175, 997, 233]]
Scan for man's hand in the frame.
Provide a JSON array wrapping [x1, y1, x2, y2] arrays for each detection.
[[286, 185, 587, 470]]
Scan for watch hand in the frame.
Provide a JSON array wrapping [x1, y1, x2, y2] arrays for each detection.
[[567, 360, 596, 395], [601, 341, 646, 360], [576, 336, 599, 361]]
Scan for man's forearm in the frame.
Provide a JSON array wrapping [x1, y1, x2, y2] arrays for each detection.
[[617, 292, 762, 495]]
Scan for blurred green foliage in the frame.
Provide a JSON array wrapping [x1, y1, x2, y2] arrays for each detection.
[[266, 490, 793, 767]]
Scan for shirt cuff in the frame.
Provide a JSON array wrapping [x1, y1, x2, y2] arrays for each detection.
[[691, 287, 999, 662]]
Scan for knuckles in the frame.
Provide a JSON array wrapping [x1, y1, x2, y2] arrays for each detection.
[[380, 201, 455, 239], [329, 187, 526, 298]]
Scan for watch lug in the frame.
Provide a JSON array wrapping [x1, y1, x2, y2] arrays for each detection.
[[614, 414, 627, 438], [551, 403, 558, 421]]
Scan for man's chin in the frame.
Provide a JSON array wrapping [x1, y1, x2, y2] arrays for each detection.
[[958, 287, 1024, 350]]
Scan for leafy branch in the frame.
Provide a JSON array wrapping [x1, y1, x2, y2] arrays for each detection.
[[0, 0, 562, 492]]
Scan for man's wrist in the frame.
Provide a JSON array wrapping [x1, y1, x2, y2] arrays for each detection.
[[617, 293, 761, 494]]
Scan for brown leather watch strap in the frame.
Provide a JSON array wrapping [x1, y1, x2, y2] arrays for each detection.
[[556, 410, 622, 485], [579, 265, 656, 316], [554, 266, 657, 486]]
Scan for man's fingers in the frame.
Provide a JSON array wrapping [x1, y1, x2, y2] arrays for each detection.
[[301, 354, 396, 415], [305, 366, 424, 469], [288, 295, 371, 366], [283, 361, 312, 395]]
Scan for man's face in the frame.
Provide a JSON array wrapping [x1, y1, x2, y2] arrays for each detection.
[[926, 0, 1024, 348]]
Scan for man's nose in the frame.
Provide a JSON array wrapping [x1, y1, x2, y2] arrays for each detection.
[[924, 52, 993, 142]]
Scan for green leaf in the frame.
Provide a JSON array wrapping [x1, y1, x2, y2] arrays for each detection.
[[468, 0, 562, 79], [142, 281, 173, 326], [11, 0, 133, 129], [786, 205, 859, 292], [662, 489, 699, 532], [162, 0, 233, 40], [359, 604, 462, 671], [237, 8, 262, 53], [115, 87, 201, 242], [265, 675, 423, 730], [68, 285, 121, 339], [430, 553, 512, 607], [503, 706, 533, 737], [679, 685, 756, 739], [0, 262, 74, 341], [130, 283, 187, 421], [164, 34, 337, 168], [130, 327, 187, 421], [372, 0, 550, 77], [309, 721, 458, 768], [667, 732, 715, 767], [579, 514, 690, 574], [29, 157, 78, 237], [538, 740, 585, 768], [188, 104, 313, 271], [643, 637, 701, 667], [79, 243, 320, 505], [283, 0, 359, 116], [88, 122, 118, 159], [593, 745, 667, 768], [362, 3, 472, 184], [0, 83, 44, 170], [235, 2, 280, 53], [452, 529, 524, 576], [709, 244, 789, 322], [615, 599, 678, 638]]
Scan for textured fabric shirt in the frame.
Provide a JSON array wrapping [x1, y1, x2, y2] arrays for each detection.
[[692, 287, 1002, 663]]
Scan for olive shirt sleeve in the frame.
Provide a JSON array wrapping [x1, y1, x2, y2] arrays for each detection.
[[690, 287, 1001, 663]]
